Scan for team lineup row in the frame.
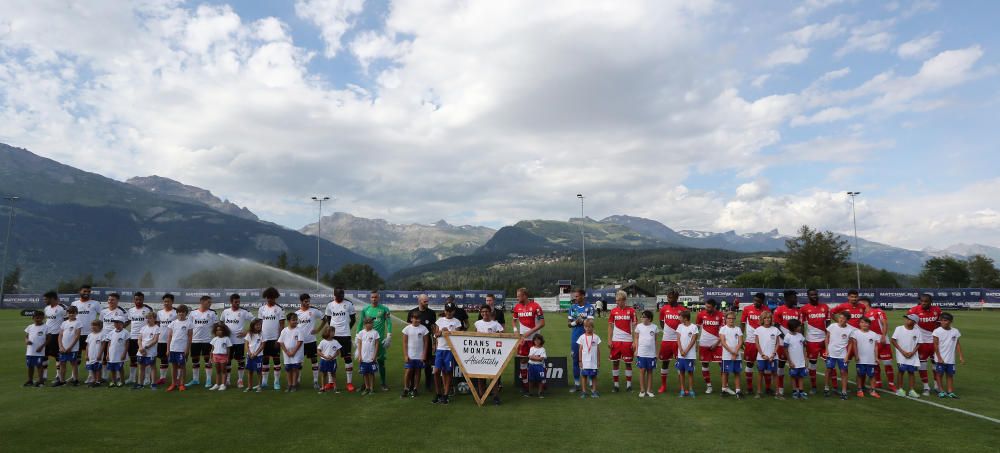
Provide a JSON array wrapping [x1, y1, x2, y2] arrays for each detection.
[[22, 286, 965, 403]]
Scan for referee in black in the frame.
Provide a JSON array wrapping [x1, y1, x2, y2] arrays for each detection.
[[476, 293, 506, 329]]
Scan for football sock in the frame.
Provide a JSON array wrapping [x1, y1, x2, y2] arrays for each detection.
[[700, 363, 711, 384], [129, 367, 136, 382], [261, 366, 269, 386], [345, 364, 353, 384], [313, 364, 320, 384], [612, 362, 620, 385], [377, 359, 386, 385], [520, 363, 528, 389], [883, 364, 894, 385], [808, 361, 818, 388], [660, 364, 669, 386], [625, 364, 633, 385]]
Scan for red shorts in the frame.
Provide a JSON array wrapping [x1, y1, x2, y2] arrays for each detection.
[[744, 342, 758, 363], [517, 339, 532, 357], [658, 340, 678, 360], [776, 344, 787, 361], [698, 345, 722, 363], [917, 343, 935, 361], [806, 342, 825, 360], [877, 343, 892, 361], [609, 341, 634, 362], [211, 353, 228, 364]]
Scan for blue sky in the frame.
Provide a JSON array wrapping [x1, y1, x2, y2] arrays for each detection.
[[0, 0, 997, 250]]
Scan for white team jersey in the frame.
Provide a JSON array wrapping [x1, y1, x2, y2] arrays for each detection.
[[278, 327, 303, 364], [221, 308, 254, 344], [257, 304, 284, 341], [106, 329, 129, 362], [402, 324, 429, 359], [85, 332, 105, 363], [127, 306, 154, 339], [43, 305, 67, 335], [295, 307, 324, 343], [167, 318, 193, 353], [156, 308, 177, 343], [318, 339, 342, 360], [754, 326, 781, 360], [189, 309, 218, 343], [210, 336, 232, 355], [435, 317, 462, 350], [25, 324, 47, 356], [677, 324, 699, 360], [59, 320, 82, 352], [72, 299, 101, 327], [851, 329, 881, 365], [357, 329, 381, 362], [324, 300, 355, 337], [139, 325, 159, 357], [474, 320, 503, 333], [932, 327, 961, 364], [825, 324, 854, 359], [634, 323, 659, 358], [719, 325, 743, 361], [576, 333, 601, 369], [100, 306, 128, 336], [528, 346, 547, 365], [246, 333, 263, 358], [891, 326, 920, 367], [783, 332, 806, 368]]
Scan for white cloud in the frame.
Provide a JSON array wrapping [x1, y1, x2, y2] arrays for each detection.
[[787, 16, 846, 44], [735, 179, 770, 200], [751, 74, 770, 88], [835, 19, 894, 57], [762, 44, 810, 67], [897, 31, 942, 60], [792, 0, 846, 18], [294, 0, 365, 58], [779, 136, 893, 162]]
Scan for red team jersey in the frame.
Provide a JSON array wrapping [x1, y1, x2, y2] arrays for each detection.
[[658, 304, 687, 341], [799, 303, 831, 343], [696, 310, 724, 339], [609, 307, 637, 342], [513, 301, 544, 337], [907, 304, 942, 344], [772, 305, 803, 335], [865, 307, 887, 338], [831, 302, 866, 328], [740, 304, 770, 344]]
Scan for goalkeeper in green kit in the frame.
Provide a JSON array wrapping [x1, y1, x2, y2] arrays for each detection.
[[357, 289, 392, 390]]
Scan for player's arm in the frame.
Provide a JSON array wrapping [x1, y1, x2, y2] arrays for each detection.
[[384, 309, 392, 344], [823, 330, 831, 358], [292, 338, 303, 357], [402, 334, 409, 362], [119, 336, 128, 362], [846, 337, 854, 361], [933, 336, 943, 364], [279, 317, 285, 332], [58, 328, 67, 353], [528, 316, 545, 337], [721, 333, 731, 355], [373, 335, 380, 361], [423, 333, 430, 361]]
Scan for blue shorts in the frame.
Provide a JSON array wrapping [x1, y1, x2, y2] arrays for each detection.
[[898, 364, 918, 373], [675, 358, 695, 373], [434, 350, 454, 373], [788, 367, 808, 378], [527, 363, 546, 383], [636, 357, 656, 370], [246, 357, 263, 372], [581, 368, 598, 377], [58, 352, 79, 363], [319, 359, 337, 373], [757, 359, 777, 372], [359, 361, 378, 375], [721, 359, 742, 374], [856, 364, 876, 377], [284, 363, 302, 372], [106, 362, 124, 372], [25, 356, 45, 368], [935, 363, 956, 376], [404, 359, 424, 370], [138, 356, 155, 366], [825, 357, 848, 371], [86, 362, 102, 372], [168, 352, 186, 365]]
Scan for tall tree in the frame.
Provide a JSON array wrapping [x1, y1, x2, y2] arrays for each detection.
[[967, 255, 1000, 287], [2, 266, 21, 293], [918, 257, 972, 287], [330, 264, 385, 289], [139, 270, 155, 288], [784, 225, 851, 287]]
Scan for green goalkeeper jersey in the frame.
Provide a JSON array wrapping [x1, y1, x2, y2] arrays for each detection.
[[357, 304, 392, 337]]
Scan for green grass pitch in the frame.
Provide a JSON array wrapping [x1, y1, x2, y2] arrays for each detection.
[[1, 309, 997, 452]]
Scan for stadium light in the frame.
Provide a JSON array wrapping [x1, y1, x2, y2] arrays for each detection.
[[0, 196, 20, 308], [577, 194, 587, 291], [311, 196, 331, 291], [847, 191, 862, 289]]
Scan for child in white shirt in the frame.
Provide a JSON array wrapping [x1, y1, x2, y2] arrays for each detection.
[[675, 311, 700, 398], [891, 314, 921, 398], [719, 311, 744, 398], [318, 326, 342, 393], [932, 312, 964, 398], [753, 311, 781, 399], [278, 313, 304, 392], [825, 312, 854, 399], [576, 319, 602, 398], [24, 312, 47, 386], [209, 324, 232, 391], [633, 310, 660, 398], [849, 317, 882, 398], [527, 335, 547, 398], [356, 317, 381, 395], [401, 313, 429, 398], [783, 319, 808, 400], [84, 320, 105, 387], [136, 313, 160, 389]]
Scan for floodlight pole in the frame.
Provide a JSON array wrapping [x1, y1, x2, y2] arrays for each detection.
[[0, 196, 20, 307], [847, 191, 862, 289], [311, 196, 331, 290], [577, 194, 587, 291]]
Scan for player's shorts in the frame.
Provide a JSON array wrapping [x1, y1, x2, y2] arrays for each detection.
[[636, 357, 656, 370], [744, 342, 758, 363], [284, 363, 302, 372], [85, 362, 102, 372], [527, 363, 546, 382], [434, 350, 454, 373], [190, 342, 211, 357], [359, 361, 378, 375], [168, 352, 186, 365], [581, 368, 598, 377], [212, 353, 228, 364], [25, 356, 45, 368], [609, 341, 634, 362], [45, 334, 60, 358], [229, 343, 245, 362], [856, 364, 876, 377], [127, 339, 140, 358], [806, 341, 825, 360], [263, 340, 281, 358], [320, 359, 338, 373], [335, 336, 353, 361], [877, 343, 893, 361], [303, 342, 317, 360], [917, 343, 935, 361], [658, 340, 679, 360], [106, 361, 124, 372], [897, 364, 918, 373], [721, 359, 742, 374], [935, 363, 956, 376], [757, 359, 777, 372], [157, 343, 168, 361], [788, 367, 808, 378], [825, 357, 848, 371], [776, 344, 787, 361], [699, 345, 722, 363], [517, 339, 532, 357], [247, 357, 263, 372], [79, 334, 89, 351], [404, 359, 424, 370], [138, 356, 155, 366], [675, 358, 695, 373], [58, 352, 79, 363]]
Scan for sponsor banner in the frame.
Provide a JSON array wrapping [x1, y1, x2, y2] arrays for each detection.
[[447, 333, 520, 377], [985, 290, 1000, 304], [509, 356, 569, 388]]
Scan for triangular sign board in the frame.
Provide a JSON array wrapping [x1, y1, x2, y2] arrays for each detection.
[[444, 331, 522, 406]]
